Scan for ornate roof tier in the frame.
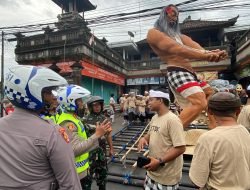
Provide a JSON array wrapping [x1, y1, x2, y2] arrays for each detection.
[[181, 15, 239, 32], [52, 0, 96, 12]]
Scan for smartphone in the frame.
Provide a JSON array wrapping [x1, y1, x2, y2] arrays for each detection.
[[137, 156, 151, 168]]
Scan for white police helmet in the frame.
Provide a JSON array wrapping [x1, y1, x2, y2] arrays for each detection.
[[4, 65, 68, 110], [57, 85, 91, 112]]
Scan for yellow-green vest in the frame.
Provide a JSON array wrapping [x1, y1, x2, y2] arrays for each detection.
[[52, 112, 89, 174]]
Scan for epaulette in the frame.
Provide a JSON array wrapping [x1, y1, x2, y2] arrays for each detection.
[[58, 127, 70, 143]]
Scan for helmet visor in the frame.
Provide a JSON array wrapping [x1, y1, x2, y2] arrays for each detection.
[[42, 86, 62, 109]]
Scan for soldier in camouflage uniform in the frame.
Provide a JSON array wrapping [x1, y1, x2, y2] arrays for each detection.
[[85, 96, 114, 190]]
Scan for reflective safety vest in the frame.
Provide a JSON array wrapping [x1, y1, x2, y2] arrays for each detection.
[[52, 112, 89, 174]]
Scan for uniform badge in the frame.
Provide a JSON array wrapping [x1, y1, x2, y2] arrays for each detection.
[[59, 127, 70, 143], [67, 123, 75, 132]]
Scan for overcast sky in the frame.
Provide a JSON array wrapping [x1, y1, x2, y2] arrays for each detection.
[[0, 0, 249, 74]]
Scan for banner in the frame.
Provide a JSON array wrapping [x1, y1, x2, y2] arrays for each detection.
[[196, 71, 218, 82], [81, 61, 125, 86]]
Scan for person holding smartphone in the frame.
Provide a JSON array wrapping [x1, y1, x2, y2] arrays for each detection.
[[138, 89, 186, 190]]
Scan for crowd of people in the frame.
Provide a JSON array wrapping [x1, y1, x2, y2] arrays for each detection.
[[119, 91, 155, 126], [138, 88, 250, 190], [0, 64, 250, 190], [0, 3, 250, 190]]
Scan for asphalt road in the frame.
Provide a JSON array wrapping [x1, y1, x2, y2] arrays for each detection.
[[92, 113, 142, 190]]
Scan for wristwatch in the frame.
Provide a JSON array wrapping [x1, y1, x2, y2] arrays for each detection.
[[157, 158, 165, 166]]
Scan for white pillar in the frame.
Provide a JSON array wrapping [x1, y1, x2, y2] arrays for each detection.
[[69, 0, 73, 12], [123, 48, 126, 60]]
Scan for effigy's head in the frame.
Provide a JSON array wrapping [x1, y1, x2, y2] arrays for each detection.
[[154, 4, 181, 37]]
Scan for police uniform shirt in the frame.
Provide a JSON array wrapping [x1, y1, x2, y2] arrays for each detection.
[[60, 119, 99, 180], [0, 107, 81, 190], [60, 120, 99, 156]]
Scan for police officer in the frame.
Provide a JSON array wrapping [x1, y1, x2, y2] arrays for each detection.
[[86, 96, 114, 190], [0, 65, 81, 190], [54, 85, 112, 190]]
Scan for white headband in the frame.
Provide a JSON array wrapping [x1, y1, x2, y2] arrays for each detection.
[[149, 90, 170, 100]]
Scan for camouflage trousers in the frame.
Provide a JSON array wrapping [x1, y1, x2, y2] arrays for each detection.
[[80, 175, 92, 190], [89, 147, 108, 190]]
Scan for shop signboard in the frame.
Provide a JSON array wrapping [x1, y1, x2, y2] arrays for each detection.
[[81, 61, 125, 86], [127, 77, 165, 85]]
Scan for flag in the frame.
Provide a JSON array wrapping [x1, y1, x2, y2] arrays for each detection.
[[89, 33, 94, 46]]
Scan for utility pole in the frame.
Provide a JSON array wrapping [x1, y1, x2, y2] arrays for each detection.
[[63, 38, 66, 62], [91, 32, 95, 95], [1, 31, 4, 117]]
